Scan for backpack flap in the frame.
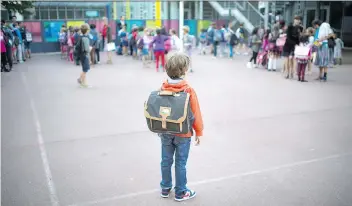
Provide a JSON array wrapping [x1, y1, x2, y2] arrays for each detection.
[[144, 91, 192, 134]]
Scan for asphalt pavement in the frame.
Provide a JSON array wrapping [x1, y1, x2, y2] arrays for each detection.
[[2, 52, 352, 206]]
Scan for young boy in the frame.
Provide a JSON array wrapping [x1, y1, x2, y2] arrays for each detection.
[[182, 26, 194, 72], [77, 24, 91, 88], [158, 52, 203, 202]]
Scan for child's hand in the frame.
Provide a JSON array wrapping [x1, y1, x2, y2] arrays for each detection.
[[195, 136, 201, 146]]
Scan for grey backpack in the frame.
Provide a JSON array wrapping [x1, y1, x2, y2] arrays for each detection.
[[144, 89, 194, 134]]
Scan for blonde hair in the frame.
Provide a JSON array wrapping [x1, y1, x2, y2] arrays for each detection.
[[165, 52, 190, 79], [80, 23, 90, 34], [183, 26, 190, 33]]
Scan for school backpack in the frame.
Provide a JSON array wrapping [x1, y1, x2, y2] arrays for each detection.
[[328, 37, 336, 48], [207, 29, 214, 41], [214, 30, 222, 42], [144, 89, 194, 134], [184, 34, 195, 50], [137, 38, 144, 50], [199, 33, 207, 43], [74, 35, 87, 57], [59, 32, 67, 45], [229, 33, 238, 46], [248, 35, 253, 48], [26, 32, 32, 42]]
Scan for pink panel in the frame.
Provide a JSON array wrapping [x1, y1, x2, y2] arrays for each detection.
[[162, 20, 179, 35], [23, 22, 42, 42], [216, 20, 227, 29]]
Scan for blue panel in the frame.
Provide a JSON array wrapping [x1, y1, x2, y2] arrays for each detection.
[[184, 20, 197, 36]]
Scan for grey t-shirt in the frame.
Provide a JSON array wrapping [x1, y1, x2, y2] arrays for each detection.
[[251, 35, 261, 53], [81, 35, 90, 58]]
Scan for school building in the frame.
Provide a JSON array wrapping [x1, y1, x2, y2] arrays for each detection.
[[1, 1, 351, 53]]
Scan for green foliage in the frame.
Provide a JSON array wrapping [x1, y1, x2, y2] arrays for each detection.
[[1, 1, 33, 14]]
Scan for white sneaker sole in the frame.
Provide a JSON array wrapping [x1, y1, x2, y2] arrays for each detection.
[[174, 193, 197, 202]]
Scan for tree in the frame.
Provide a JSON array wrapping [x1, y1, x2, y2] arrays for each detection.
[[1, 1, 33, 15]]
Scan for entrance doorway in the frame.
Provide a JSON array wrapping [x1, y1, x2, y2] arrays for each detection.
[[304, 6, 330, 27]]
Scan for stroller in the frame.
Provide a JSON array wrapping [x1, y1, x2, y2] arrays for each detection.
[[256, 50, 268, 69]]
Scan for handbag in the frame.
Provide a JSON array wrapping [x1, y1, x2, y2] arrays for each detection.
[[106, 42, 115, 51]]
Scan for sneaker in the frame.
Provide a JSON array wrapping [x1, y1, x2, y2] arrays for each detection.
[[80, 84, 92, 88], [175, 189, 196, 202], [77, 78, 82, 85], [161, 188, 172, 198], [246, 62, 252, 68]]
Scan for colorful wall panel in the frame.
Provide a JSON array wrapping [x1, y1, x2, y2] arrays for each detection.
[[197, 20, 211, 36], [23, 22, 42, 42], [67, 21, 86, 28], [184, 20, 197, 36], [126, 20, 145, 32], [162, 20, 179, 35], [146, 20, 162, 29], [43, 21, 65, 42]]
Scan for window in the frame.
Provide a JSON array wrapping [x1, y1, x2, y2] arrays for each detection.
[[40, 9, 49, 20], [58, 9, 66, 19], [49, 7, 58, 20], [75, 8, 83, 19], [35, 9, 40, 20], [67, 9, 74, 19]]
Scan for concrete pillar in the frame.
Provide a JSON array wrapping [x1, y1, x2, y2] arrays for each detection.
[[179, 0, 184, 51], [170, 1, 178, 20], [195, 1, 199, 19], [315, 2, 320, 20], [162, 1, 169, 19], [264, 2, 269, 29], [199, 0, 203, 20]]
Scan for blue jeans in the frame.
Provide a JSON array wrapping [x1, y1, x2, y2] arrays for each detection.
[[213, 41, 218, 57], [229, 44, 233, 57], [160, 134, 191, 195]]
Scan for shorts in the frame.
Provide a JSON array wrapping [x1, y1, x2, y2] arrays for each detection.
[[24, 42, 31, 49], [122, 40, 128, 47], [142, 48, 149, 55], [81, 55, 90, 73], [282, 43, 295, 57]]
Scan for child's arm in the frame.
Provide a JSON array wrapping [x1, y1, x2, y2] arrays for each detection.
[[189, 89, 203, 137]]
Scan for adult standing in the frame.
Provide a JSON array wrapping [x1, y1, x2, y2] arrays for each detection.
[[235, 23, 247, 55], [312, 20, 334, 81], [282, 15, 303, 79], [89, 24, 98, 64], [207, 23, 216, 56], [117, 16, 126, 31], [102, 17, 113, 64]]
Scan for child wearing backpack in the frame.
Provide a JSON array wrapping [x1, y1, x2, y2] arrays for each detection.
[[182, 26, 195, 72], [199, 29, 207, 55], [247, 27, 261, 68], [144, 52, 203, 202], [219, 25, 228, 58], [76, 24, 91, 88]]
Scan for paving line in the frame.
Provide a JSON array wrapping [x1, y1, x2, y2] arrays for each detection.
[[69, 152, 352, 206], [21, 73, 60, 206]]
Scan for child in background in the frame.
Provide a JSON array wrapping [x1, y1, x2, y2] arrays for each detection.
[[247, 28, 261, 68], [142, 28, 153, 67], [158, 52, 203, 202], [334, 35, 344, 65], [150, 29, 168, 72], [182, 26, 195, 72], [306, 27, 315, 75], [95, 33, 102, 64], [199, 29, 207, 55], [295, 34, 311, 82], [119, 25, 128, 56], [67, 28, 74, 62], [77, 24, 91, 88], [169, 29, 182, 52]]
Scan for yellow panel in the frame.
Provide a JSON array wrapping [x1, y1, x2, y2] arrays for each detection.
[[197, 20, 211, 35], [155, 0, 161, 20], [146, 20, 157, 29], [126, 0, 130, 20], [113, 2, 117, 20], [67, 21, 86, 28]]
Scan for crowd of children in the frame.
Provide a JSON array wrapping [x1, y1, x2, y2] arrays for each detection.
[[1, 17, 33, 72]]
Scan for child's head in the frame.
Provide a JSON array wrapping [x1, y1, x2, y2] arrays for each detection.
[[80, 24, 90, 35], [169, 29, 177, 35], [156, 29, 161, 35], [201, 28, 207, 33], [183, 26, 190, 34], [252, 27, 259, 35], [74, 27, 80, 33], [306, 27, 314, 36], [165, 52, 190, 79], [90, 24, 96, 30]]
